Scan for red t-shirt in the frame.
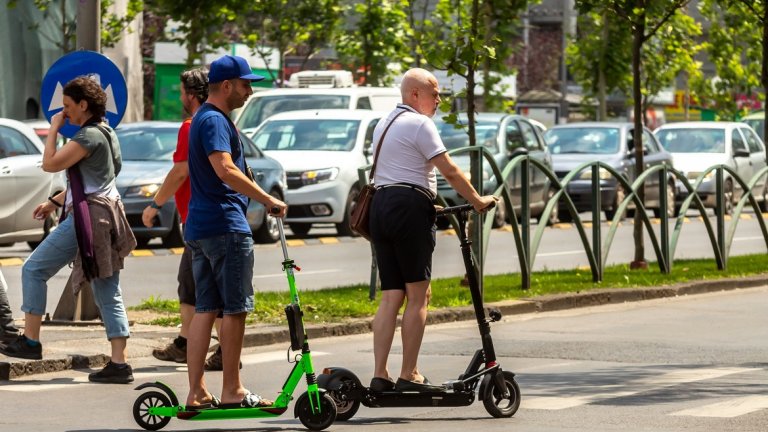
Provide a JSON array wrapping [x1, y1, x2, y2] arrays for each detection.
[[172, 119, 192, 223]]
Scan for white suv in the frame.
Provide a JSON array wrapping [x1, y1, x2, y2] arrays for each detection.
[[248, 109, 387, 236]]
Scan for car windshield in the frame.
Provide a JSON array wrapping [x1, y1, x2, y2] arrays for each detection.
[[434, 120, 500, 153], [743, 119, 764, 137], [545, 127, 620, 154], [115, 127, 178, 161], [235, 95, 352, 129], [655, 128, 726, 153], [251, 119, 360, 152]]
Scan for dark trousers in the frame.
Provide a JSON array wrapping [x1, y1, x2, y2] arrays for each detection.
[[0, 271, 17, 332]]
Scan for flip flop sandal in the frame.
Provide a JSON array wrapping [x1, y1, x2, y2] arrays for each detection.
[[185, 396, 220, 411], [220, 391, 273, 409]]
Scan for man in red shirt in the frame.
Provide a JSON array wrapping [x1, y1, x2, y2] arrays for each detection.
[[143, 68, 226, 370]]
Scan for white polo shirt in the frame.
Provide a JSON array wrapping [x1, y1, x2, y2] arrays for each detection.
[[371, 104, 446, 195]]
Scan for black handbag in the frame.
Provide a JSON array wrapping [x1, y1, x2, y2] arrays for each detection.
[[349, 109, 407, 240]]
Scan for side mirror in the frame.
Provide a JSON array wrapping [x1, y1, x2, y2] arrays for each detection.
[[733, 148, 750, 158], [509, 146, 529, 158]]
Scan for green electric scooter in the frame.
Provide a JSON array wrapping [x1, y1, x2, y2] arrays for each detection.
[[132, 209, 337, 431]]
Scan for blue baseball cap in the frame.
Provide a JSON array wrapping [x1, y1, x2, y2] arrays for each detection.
[[208, 55, 265, 83]]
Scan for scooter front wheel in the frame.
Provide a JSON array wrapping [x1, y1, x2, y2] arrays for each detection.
[[481, 371, 521, 418], [296, 392, 337, 430], [133, 390, 172, 431]]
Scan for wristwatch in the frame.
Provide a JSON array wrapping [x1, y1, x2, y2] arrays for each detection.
[[150, 201, 162, 210]]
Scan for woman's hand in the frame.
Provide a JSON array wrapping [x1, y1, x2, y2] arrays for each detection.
[[32, 201, 56, 221], [50, 111, 67, 131], [473, 195, 499, 213]]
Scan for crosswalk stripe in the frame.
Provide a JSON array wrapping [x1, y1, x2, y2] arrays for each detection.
[[671, 395, 768, 418], [524, 367, 753, 411]]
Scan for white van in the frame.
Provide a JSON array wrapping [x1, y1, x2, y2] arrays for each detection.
[[234, 82, 401, 134]]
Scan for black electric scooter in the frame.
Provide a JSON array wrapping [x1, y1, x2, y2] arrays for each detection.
[[317, 203, 521, 420]]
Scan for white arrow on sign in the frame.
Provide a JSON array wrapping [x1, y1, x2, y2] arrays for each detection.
[[48, 82, 64, 112], [104, 84, 118, 115]]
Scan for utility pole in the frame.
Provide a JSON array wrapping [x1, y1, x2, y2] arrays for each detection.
[[77, 0, 101, 52]]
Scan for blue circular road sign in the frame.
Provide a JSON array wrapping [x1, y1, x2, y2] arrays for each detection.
[[41, 51, 128, 138]]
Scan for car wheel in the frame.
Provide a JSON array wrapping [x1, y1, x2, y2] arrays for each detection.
[[290, 223, 312, 237], [722, 179, 734, 216], [759, 179, 768, 212], [536, 187, 559, 226], [254, 190, 282, 244], [161, 212, 185, 248], [653, 181, 676, 218], [604, 185, 626, 221], [491, 196, 506, 228], [28, 207, 61, 250], [336, 187, 359, 237]]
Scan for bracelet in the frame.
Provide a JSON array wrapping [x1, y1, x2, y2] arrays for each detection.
[[150, 201, 162, 210], [48, 196, 62, 208]]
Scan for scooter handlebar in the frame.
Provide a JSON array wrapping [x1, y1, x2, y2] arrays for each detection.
[[436, 201, 495, 217], [270, 206, 281, 215]]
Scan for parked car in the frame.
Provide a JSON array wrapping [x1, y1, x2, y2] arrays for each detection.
[[114, 121, 286, 247], [0, 118, 66, 248], [248, 109, 386, 236], [235, 87, 401, 134], [545, 122, 675, 221], [741, 111, 764, 140], [22, 119, 65, 147], [434, 113, 558, 227], [654, 121, 767, 213]]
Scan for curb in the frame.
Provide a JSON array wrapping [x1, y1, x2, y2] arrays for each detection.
[[1, 275, 766, 380]]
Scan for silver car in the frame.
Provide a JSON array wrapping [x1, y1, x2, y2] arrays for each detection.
[[0, 118, 66, 249], [115, 121, 286, 247], [654, 121, 768, 214]]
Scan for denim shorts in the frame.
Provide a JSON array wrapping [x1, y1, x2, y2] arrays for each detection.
[[187, 232, 255, 315]]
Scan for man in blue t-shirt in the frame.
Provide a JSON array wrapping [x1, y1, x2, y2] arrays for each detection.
[[184, 55, 287, 410]]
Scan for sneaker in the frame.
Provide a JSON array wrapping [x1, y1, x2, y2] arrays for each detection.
[[204, 346, 242, 371], [0, 335, 42, 360], [152, 337, 187, 363], [88, 361, 134, 384]]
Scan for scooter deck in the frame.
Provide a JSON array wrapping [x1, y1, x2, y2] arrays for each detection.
[[149, 405, 289, 421], [363, 389, 475, 408]]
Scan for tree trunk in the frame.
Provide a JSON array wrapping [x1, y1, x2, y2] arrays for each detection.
[[762, 6, 768, 157], [469, 0, 482, 277], [597, 11, 609, 121], [631, 9, 647, 268]]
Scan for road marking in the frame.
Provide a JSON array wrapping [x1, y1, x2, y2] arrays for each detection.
[[253, 269, 339, 279], [733, 236, 767, 242], [169, 247, 185, 255], [524, 367, 753, 411], [535, 250, 583, 257], [130, 249, 154, 257], [318, 237, 339, 244], [0, 258, 23, 266], [671, 395, 768, 418]]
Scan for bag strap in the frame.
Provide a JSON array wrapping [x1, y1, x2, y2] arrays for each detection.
[[369, 109, 408, 184], [90, 123, 120, 180]]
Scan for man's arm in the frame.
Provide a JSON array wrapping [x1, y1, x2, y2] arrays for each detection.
[[208, 151, 287, 217], [142, 161, 188, 227], [431, 152, 497, 212]]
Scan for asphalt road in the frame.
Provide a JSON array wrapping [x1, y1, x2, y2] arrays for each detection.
[[2, 286, 766, 431]]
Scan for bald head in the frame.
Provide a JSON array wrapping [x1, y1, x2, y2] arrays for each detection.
[[401, 68, 441, 117]]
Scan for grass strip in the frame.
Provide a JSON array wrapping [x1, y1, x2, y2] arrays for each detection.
[[130, 253, 768, 327]]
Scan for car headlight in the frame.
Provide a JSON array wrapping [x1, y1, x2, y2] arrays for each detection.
[[578, 167, 613, 180], [300, 167, 339, 185], [123, 184, 160, 198]]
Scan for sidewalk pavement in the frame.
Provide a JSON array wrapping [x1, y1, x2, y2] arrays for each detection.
[[1, 275, 765, 381]]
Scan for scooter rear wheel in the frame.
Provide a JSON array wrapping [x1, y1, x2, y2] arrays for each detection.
[[481, 371, 521, 418], [133, 390, 172, 431], [296, 392, 337, 430], [323, 372, 361, 421]]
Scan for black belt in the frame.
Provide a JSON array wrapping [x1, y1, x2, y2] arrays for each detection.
[[377, 183, 435, 201]]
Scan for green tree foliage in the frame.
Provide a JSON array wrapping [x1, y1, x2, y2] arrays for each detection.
[[147, 0, 240, 66], [335, 0, 410, 87], [240, 0, 342, 86], [576, 0, 690, 268], [566, 11, 632, 119], [101, 0, 144, 48], [696, 1, 763, 120]]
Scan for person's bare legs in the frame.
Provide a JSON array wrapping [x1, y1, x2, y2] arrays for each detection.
[[109, 337, 128, 363], [372, 289, 405, 380], [399, 280, 431, 382], [178, 303, 194, 339], [219, 312, 249, 404], [185, 311, 216, 406], [22, 312, 42, 340]]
